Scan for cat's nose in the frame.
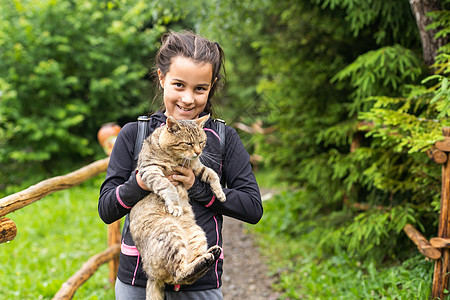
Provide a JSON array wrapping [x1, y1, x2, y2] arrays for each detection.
[[194, 146, 202, 156]]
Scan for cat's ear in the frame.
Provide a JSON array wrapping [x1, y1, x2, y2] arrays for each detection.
[[166, 116, 180, 133], [195, 114, 210, 128]]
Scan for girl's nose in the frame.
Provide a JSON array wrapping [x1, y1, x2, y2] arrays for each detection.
[[181, 95, 194, 104]]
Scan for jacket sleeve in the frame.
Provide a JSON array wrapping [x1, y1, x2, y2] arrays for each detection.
[[98, 122, 150, 224], [189, 127, 263, 224]]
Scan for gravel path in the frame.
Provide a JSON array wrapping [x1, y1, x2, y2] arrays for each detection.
[[221, 207, 281, 300]]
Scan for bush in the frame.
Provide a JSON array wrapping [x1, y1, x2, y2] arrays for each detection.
[[0, 0, 186, 188], [252, 191, 434, 299]]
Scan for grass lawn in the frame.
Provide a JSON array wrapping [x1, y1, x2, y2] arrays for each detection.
[[0, 175, 115, 299]]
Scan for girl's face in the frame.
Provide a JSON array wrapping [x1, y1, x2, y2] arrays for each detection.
[[158, 56, 214, 120]]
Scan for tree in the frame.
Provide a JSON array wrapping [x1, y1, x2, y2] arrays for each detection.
[[409, 0, 448, 65], [201, 0, 450, 263]]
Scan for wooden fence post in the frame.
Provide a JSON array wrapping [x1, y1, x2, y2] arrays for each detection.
[[432, 127, 450, 299], [98, 122, 122, 285], [107, 221, 121, 285]]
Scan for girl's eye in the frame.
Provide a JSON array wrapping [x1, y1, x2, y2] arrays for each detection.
[[196, 87, 207, 92], [174, 82, 183, 88]]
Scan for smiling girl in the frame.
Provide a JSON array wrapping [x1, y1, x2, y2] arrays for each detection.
[[98, 31, 263, 300]]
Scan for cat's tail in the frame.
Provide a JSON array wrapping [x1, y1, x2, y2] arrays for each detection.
[[146, 279, 165, 300]]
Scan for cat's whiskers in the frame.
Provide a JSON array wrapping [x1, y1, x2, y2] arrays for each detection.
[[200, 151, 221, 166], [181, 157, 187, 170], [180, 157, 192, 171]]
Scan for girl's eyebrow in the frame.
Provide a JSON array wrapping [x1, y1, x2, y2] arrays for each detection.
[[171, 78, 186, 83], [172, 78, 210, 88], [197, 83, 211, 88]]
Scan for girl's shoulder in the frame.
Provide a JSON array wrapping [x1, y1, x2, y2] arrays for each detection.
[[119, 113, 165, 141], [117, 121, 139, 144]]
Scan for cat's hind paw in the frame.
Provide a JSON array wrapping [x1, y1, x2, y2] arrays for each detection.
[[206, 245, 222, 261]]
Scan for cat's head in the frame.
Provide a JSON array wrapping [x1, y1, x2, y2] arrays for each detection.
[[159, 114, 210, 161]]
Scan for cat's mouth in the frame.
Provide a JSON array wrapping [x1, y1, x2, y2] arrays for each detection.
[[177, 105, 194, 112]]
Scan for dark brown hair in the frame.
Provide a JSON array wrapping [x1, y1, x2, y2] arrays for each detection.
[[155, 30, 225, 115]]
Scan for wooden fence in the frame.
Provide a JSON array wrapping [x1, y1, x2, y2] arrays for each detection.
[[0, 123, 122, 299], [400, 127, 450, 299], [0, 157, 121, 299], [345, 126, 450, 299]]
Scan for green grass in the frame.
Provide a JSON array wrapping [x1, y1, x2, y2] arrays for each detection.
[[0, 175, 115, 299]]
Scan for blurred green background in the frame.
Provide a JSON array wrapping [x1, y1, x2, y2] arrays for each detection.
[[1, 0, 450, 298]]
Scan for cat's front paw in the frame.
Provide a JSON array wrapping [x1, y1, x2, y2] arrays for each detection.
[[216, 190, 226, 202], [167, 204, 183, 217]]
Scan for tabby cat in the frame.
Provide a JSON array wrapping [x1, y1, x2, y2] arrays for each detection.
[[129, 114, 226, 300]]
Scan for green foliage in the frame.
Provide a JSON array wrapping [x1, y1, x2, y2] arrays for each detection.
[[0, 0, 187, 187], [2, 0, 450, 297], [251, 192, 434, 299], [314, 0, 418, 45], [195, 0, 266, 132], [0, 175, 114, 299], [201, 0, 448, 285], [332, 45, 424, 114]]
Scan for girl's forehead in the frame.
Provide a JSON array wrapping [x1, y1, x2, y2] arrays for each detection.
[[167, 56, 213, 83]]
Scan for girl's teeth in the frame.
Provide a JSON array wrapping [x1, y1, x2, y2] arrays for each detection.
[[179, 106, 191, 111]]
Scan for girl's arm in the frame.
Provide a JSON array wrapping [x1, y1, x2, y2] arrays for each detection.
[[98, 122, 150, 224]]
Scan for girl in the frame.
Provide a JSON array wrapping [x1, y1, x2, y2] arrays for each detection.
[[98, 30, 263, 300]]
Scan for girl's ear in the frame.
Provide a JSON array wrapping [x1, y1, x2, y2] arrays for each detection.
[[157, 69, 165, 88]]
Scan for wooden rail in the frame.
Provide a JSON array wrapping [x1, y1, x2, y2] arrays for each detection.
[[403, 224, 441, 260], [0, 157, 109, 220], [1, 122, 122, 299], [52, 244, 120, 300]]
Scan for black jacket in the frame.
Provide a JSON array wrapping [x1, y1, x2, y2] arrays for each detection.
[[98, 111, 263, 291]]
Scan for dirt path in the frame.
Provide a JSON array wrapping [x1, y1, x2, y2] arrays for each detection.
[[221, 193, 281, 300]]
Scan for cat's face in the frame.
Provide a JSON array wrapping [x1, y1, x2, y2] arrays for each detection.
[[160, 115, 209, 161]]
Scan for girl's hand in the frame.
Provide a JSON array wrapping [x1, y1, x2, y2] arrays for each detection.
[[171, 166, 195, 190]]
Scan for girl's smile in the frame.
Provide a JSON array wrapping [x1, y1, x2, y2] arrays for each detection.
[[159, 56, 214, 120]]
